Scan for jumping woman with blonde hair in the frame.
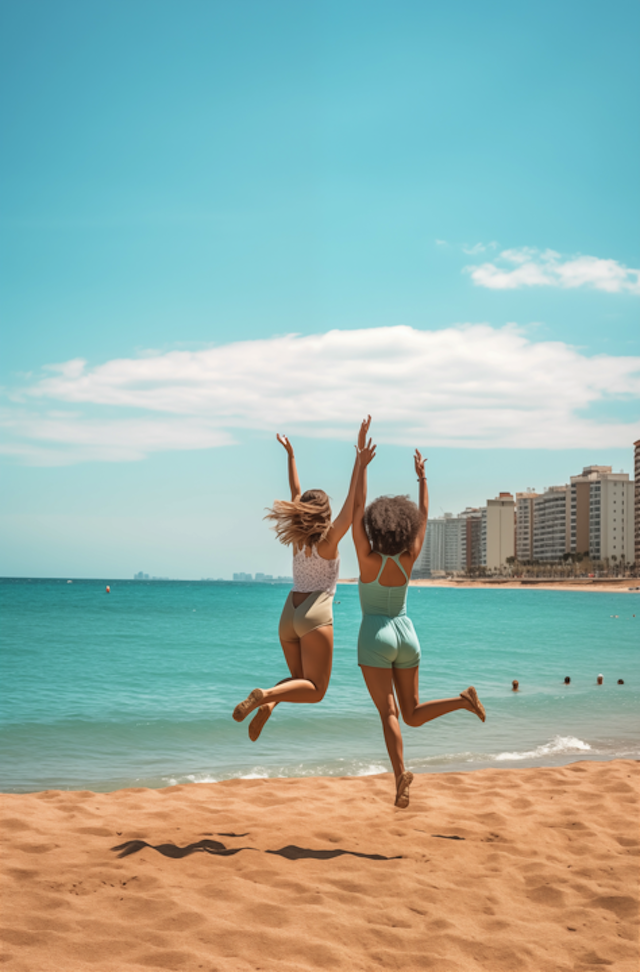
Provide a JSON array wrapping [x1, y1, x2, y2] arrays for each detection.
[[352, 435, 486, 809], [233, 418, 375, 740]]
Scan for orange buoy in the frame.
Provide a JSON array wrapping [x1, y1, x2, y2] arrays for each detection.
[[106, 585, 110, 593]]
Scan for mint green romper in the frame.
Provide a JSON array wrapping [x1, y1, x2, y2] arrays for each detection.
[[357, 554, 421, 669]]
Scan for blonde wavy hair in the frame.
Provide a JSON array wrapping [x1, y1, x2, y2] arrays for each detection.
[[265, 489, 332, 548]]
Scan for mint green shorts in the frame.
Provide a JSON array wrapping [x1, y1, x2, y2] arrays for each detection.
[[357, 615, 421, 669]]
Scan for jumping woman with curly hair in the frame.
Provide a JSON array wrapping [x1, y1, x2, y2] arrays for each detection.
[[352, 438, 486, 809], [232, 417, 375, 741]]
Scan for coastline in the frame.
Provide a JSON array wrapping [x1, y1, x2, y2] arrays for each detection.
[[1, 759, 637, 972], [340, 578, 640, 592]]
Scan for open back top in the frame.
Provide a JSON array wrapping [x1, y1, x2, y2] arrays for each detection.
[[358, 554, 409, 618]]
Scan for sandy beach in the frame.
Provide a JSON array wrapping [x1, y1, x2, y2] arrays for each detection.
[[412, 579, 640, 593], [1, 760, 637, 972], [339, 578, 640, 593]]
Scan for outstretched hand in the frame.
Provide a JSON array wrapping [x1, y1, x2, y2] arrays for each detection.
[[276, 433, 294, 457], [357, 415, 372, 452], [359, 438, 376, 467], [414, 449, 427, 480]]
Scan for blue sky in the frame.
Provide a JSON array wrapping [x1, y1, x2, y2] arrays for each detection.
[[1, 0, 638, 579]]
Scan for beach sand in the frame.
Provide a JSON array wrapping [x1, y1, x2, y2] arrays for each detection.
[[1, 760, 638, 972], [411, 579, 640, 593], [340, 578, 640, 593]]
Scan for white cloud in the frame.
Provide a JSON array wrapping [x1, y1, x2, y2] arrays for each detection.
[[466, 247, 640, 293], [2, 325, 639, 464]]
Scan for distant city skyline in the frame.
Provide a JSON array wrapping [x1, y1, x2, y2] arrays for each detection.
[[415, 455, 637, 577]]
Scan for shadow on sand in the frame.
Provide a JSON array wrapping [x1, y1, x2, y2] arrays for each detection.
[[112, 836, 401, 861]]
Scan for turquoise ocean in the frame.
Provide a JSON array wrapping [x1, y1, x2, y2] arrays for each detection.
[[1, 578, 638, 794]]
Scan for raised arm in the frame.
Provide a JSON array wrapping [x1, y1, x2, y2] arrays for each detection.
[[276, 434, 301, 501], [409, 449, 429, 560], [352, 435, 376, 566], [326, 416, 373, 546]]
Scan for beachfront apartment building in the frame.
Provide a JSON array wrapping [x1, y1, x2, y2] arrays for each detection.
[[413, 513, 467, 576], [485, 493, 515, 570], [570, 466, 634, 562], [515, 490, 538, 562], [413, 518, 438, 577], [415, 498, 514, 575], [532, 486, 571, 562], [460, 507, 484, 569], [415, 455, 637, 574], [635, 440, 640, 565]]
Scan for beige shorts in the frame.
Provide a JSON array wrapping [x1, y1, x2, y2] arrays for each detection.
[[279, 590, 334, 642]]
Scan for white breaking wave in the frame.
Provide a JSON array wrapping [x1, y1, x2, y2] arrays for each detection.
[[355, 764, 388, 777], [493, 735, 592, 762], [166, 773, 220, 785]]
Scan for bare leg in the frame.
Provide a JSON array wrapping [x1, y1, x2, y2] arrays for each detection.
[[249, 638, 303, 740], [235, 625, 333, 720], [261, 625, 333, 703], [361, 666, 406, 783], [393, 667, 481, 727]]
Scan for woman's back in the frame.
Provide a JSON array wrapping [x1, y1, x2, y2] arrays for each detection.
[[358, 553, 410, 618], [293, 545, 340, 595]]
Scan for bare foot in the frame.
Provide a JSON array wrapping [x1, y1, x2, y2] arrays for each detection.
[[248, 704, 272, 741], [395, 771, 414, 809], [233, 688, 265, 722], [460, 686, 486, 722]]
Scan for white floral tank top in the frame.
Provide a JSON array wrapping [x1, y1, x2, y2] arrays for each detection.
[[292, 546, 340, 595]]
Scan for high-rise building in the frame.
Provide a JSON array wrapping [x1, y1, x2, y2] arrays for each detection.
[[570, 466, 634, 562], [532, 486, 570, 562], [414, 513, 466, 576], [635, 440, 640, 566], [515, 490, 538, 562], [460, 507, 484, 568], [485, 493, 515, 570]]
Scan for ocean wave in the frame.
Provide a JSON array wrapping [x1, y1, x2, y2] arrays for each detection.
[[166, 772, 220, 785], [163, 759, 389, 787], [493, 735, 591, 762], [158, 737, 640, 790], [355, 764, 388, 777]]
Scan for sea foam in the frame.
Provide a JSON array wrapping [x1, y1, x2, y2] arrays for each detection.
[[494, 735, 592, 762]]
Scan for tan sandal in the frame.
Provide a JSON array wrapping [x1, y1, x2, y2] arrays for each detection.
[[248, 704, 272, 741], [395, 771, 414, 809], [460, 686, 486, 722], [233, 688, 265, 722]]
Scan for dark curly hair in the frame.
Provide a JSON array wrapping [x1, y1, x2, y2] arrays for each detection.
[[364, 495, 423, 555]]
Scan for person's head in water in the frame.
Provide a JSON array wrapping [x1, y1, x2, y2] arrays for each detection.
[[512, 679, 519, 691], [617, 678, 624, 685], [364, 495, 423, 555], [564, 676, 571, 685], [597, 674, 603, 685], [265, 489, 332, 548]]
